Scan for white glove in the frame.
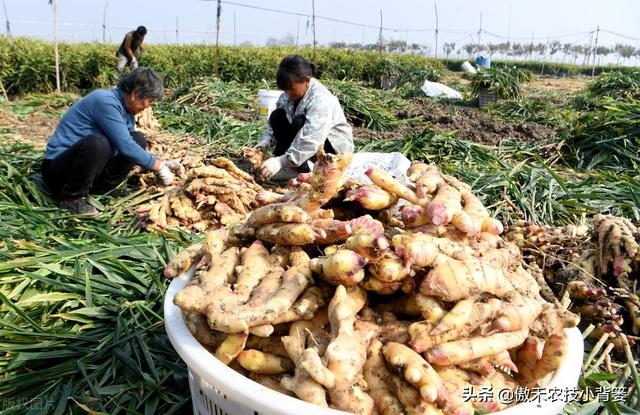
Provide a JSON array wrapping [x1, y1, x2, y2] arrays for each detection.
[[259, 156, 285, 180], [131, 57, 139, 69], [156, 162, 174, 186], [164, 159, 186, 177], [256, 136, 273, 150]]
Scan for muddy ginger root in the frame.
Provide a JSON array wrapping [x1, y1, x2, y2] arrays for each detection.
[[363, 339, 405, 415], [236, 349, 294, 374], [310, 249, 367, 287], [344, 185, 398, 210], [420, 254, 513, 302], [345, 234, 389, 260], [164, 242, 204, 278], [410, 298, 502, 352], [206, 247, 312, 333], [425, 329, 529, 366], [324, 286, 378, 414], [366, 167, 421, 205], [256, 223, 327, 245], [246, 203, 309, 228], [383, 341, 446, 404]]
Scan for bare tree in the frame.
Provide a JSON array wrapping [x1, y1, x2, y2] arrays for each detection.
[[443, 42, 455, 63], [462, 43, 476, 57], [548, 40, 561, 61], [614, 43, 636, 65], [594, 46, 611, 66]]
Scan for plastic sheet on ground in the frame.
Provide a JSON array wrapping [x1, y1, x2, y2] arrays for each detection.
[[420, 80, 463, 100], [344, 152, 411, 185]]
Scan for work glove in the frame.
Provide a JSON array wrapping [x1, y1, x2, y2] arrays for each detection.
[[255, 136, 273, 150], [156, 162, 175, 186], [164, 159, 186, 177], [259, 156, 286, 180], [131, 57, 139, 69]]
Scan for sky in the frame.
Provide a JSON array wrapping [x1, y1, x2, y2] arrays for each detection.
[[1, 0, 639, 60]]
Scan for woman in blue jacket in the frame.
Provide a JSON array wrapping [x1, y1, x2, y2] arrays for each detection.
[[42, 67, 183, 215]]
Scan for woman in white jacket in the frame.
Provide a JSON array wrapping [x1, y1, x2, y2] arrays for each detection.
[[257, 55, 354, 180]]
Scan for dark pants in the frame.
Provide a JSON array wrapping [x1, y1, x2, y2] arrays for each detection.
[[269, 108, 335, 172], [41, 132, 147, 199]]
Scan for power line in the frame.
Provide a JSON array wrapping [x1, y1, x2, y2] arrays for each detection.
[[202, 0, 434, 32], [600, 29, 640, 42], [482, 29, 593, 41]]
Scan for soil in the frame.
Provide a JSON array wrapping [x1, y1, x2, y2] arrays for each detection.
[[405, 98, 557, 145], [526, 76, 588, 94], [0, 105, 59, 148]]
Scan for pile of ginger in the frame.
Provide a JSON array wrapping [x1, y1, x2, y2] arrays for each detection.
[[165, 150, 578, 415]]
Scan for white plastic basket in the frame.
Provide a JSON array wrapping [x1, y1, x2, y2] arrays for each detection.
[[164, 269, 584, 415]]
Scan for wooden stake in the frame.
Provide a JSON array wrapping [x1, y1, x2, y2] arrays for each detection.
[[0, 78, 8, 100], [433, 1, 439, 59], [378, 9, 383, 54], [215, 0, 221, 74], [311, 0, 316, 60], [51, 0, 60, 93]]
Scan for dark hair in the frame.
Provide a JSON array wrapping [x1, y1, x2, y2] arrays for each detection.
[[118, 67, 164, 100], [136, 26, 147, 35], [276, 55, 317, 90]]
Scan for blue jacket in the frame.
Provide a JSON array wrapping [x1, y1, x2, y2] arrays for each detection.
[[45, 88, 156, 170]]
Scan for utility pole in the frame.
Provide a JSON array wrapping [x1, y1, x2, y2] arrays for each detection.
[[50, 0, 60, 92], [176, 16, 179, 45], [2, 0, 11, 37], [296, 18, 300, 47], [311, 0, 317, 60], [102, 1, 108, 43], [540, 36, 549, 75], [583, 29, 594, 66], [433, 1, 439, 59], [378, 9, 383, 54], [591, 25, 600, 76], [506, 3, 511, 59], [529, 30, 534, 60], [215, 0, 221, 72], [233, 11, 237, 46]]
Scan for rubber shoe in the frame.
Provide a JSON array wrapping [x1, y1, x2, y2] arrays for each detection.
[[59, 197, 99, 217]]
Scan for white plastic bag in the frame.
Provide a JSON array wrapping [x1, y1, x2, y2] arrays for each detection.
[[343, 152, 412, 185], [420, 80, 463, 100]]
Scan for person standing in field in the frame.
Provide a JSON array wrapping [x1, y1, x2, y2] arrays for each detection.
[[116, 26, 147, 74], [256, 55, 354, 181], [42, 67, 184, 216]]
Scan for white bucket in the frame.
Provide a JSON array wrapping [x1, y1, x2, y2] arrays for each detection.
[[461, 60, 477, 74], [257, 89, 283, 120], [165, 270, 583, 415]]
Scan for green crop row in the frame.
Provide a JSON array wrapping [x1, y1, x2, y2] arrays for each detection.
[[444, 58, 638, 77], [0, 37, 444, 96]]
